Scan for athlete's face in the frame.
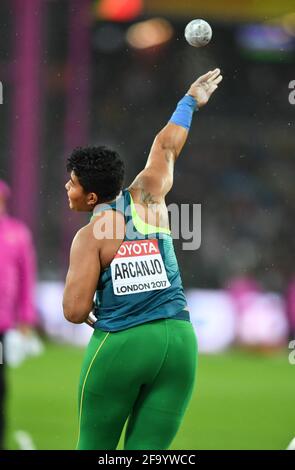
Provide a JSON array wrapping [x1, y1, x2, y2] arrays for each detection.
[[65, 171, 98, 212]]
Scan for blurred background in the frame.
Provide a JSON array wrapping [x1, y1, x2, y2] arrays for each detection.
[[0, 0, 294, 450]]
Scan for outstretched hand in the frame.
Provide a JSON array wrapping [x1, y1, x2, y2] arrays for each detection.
[[187, 68, 222, 108]]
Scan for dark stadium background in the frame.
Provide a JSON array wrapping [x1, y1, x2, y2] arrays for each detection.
[[0, 0, 294, 450]]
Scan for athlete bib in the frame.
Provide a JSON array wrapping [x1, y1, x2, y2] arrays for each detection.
[[111, 239, 171, 296]]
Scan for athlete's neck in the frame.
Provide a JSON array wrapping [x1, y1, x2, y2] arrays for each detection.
[[93, 190, 123, 214]]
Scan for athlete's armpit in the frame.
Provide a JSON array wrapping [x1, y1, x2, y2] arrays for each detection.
[[140, 189, 158, 205], [128, 153, 174, 203]]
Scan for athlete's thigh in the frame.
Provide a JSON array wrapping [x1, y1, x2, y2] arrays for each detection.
[[124, 320, 197, 449], [136, 320, 197, 412], [77, 330, 141, 449]]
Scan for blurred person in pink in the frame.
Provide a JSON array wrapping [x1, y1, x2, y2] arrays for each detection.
[[227, 276, 288, 350], [226, 276, 261, 315], [0, 179, 38, 449]]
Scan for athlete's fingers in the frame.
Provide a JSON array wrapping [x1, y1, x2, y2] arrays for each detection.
[[207, 68, 221, 82], [191, 68, 220, 88], [197, 70, 213, 82], [196, 68, 219, 83], [212, 74, 223, 85], [210, 84, 218, 93]]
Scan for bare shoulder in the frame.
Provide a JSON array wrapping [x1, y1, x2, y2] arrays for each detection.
[[89, 209, 125, 241], [68, 224, 100, 267], [72, 223, 97, 247]]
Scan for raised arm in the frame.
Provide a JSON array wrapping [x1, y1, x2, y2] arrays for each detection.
[[128, 68, 222, 201]]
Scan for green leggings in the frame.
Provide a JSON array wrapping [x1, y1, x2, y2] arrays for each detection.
[[76, 318, 198, 450]]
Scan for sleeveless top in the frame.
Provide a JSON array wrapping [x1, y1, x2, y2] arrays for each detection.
[[91, 188, 190, 332]]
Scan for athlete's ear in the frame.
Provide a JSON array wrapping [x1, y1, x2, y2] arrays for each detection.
[[87, 192, 98, 207]]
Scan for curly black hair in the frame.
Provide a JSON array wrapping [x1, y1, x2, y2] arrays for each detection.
[[67, 146, 125, 202]]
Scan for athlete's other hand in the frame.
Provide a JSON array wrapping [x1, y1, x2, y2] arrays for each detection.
[[187, 68, 222, 108]]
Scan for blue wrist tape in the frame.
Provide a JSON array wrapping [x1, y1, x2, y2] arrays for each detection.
[[169, 95, 198, 130]]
